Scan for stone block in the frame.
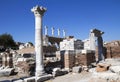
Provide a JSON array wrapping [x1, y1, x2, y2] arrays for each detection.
[[72, 66, 82, 73], [52, 68, 68, 77], [0, 68, 14, 76], [13, 79, 23, 82], [24, 77, 35, 82], [96, 63, 110, 72], [37, 74, 53, 82], [23, 74, 53, 82], [110, 66, 120, 75]]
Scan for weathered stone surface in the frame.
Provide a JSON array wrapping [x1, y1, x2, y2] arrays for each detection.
[[110, 66, 120, 75], [72, 66, 82, 73], [0, 68, 14, 76], [52, 68, 68, 77], [16, 61, 35, 76], [56, 50, 75, 69], [104, 41, 120, 58], [89, 77, 120, 82], [37, 74, 53, 82], [31, 5, 46, 76], [13, 79, 23, 82], [52, 68, 62, 77], [93, 72, 120, 81], [24, 77, 35, 82], [60, 37, 83, 50], [96, 63, 110, 72], [75, 51, 96, 66], [105, 58, 120, 66]]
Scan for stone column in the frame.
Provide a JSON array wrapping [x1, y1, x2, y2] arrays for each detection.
[[7, 53, 13, 68], [97, 36, 104, 61], [2, 52, 7, 67], [57, 28, 60, 37], [63, 30, 66, 38], [45, 26, 48, 35], [31, 5, 46, 77], [89, 30, 96, 50], [51, 27, 54, 36]]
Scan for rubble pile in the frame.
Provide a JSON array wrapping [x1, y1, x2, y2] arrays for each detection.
[[52, 68, 68, 77], [96, 63, 110, 72], [89, 58, 120, 82], [16, 61, 35, 76]]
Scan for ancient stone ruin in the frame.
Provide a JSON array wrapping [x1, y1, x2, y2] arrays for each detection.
[[0, 5, 120, 82]]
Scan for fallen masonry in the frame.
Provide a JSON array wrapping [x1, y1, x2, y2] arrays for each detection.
[[89, 59, 120, 82], [0, 68, 14, 76], [96, 63, 111, 72]]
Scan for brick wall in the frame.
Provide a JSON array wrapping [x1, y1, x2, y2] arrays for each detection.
[[76, 53, 96, 66], [95, 46, 120, 59], [56, 50, 75, 69], [105, 46, 120, 58]]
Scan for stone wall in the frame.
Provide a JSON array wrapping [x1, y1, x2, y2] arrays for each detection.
[[76, 51, 96, 66], [56, 50, 96, 69], [94, 40, 120, 59], [60, 37, 83, 51], [105, 46, 120, 58], [56, 50, 75, 69], [95, 41, 120, 59]]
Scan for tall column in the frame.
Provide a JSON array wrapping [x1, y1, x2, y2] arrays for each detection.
[[97, 36, 104, 61], [31, 5, 46, 77], [45, 26, 48, 35], [57, 28, 60, 37], [63, 30, 66, 38], [51, 27, 54, 36]]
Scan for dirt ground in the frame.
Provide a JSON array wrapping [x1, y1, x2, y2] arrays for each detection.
[[0, 71, 92, 82], [45, 71, 92, 82]]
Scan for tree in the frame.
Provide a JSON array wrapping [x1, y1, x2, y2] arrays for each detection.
[[28, 42, 34, 46], [0, 33, 17, 49]]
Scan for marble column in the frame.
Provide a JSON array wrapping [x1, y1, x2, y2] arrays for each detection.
[[57, 28, 60, 37], [51, 27, 54, 36], [63, 30, 66, 37], [45, 26, 48, 35], [31, 5, 46, 77]]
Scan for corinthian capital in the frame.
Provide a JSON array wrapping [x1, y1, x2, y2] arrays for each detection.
[[31, 5, 46, 17]]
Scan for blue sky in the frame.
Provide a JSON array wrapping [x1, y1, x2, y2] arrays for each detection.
[[0, 0, 120, 43]]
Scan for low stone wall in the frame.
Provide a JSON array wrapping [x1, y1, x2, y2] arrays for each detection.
[[105, 46, 120, 58], [76, 52, 96, 66], [56, 50, 75, 69]]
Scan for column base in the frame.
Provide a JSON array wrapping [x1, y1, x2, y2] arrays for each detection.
[[35, 70, 45, 77], [11, 74, 53, 82], [36, 74, 53, 82]]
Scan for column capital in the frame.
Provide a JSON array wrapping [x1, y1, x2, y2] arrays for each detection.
[[31, 5, 46, 17]]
